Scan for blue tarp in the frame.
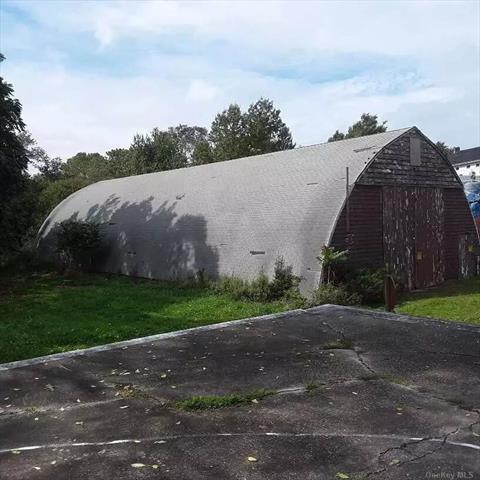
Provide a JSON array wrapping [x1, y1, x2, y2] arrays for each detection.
[[464, 180, 480, 233]]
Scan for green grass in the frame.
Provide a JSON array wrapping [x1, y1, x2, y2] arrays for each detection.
[[175, 389, 276, 410], [1, 273, 478, 364], [397, 278, 480, 324], [0, 273, 288, 364]]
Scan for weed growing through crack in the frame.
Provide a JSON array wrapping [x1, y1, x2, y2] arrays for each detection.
[[322, 338, 354, 350], [357, 374, 409, 385], [175, 389, 276, 411], [305, 383, 324, 392], [115, 384, 151, 400]]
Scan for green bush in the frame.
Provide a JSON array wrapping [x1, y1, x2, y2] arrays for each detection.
[[215, 257, 302, 303], [308, 283, 361, 307], [316, 245, 348, 284], [345, 268, 385, 304], [56, 219, 102, 272], [269, 256, 301, 300], [0, 245, 54, 276], [215, 272, 272, 302]]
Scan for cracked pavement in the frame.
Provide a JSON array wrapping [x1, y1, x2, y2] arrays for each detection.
[[0, 305, 479, 479]]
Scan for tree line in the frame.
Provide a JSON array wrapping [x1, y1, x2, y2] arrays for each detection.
[[0, 53, 457, 264]]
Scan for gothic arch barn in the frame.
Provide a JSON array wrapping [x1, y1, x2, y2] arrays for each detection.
[[39, 127, 479, 293]]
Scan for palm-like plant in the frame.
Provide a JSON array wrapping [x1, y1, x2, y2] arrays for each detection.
[[317, 246, 348, 284]]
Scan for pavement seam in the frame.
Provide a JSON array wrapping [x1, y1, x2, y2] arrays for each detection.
[[2, 432, 479, 456], [320, 320, 376, 375]]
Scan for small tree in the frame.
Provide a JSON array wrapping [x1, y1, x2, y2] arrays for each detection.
[[317, 246, 348, 284], [56, 220, 102, 272], [268, 256, 301, 300], [328, 113, 387, 142]]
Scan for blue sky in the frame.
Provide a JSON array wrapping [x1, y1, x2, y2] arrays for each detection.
[[1, 0, 479, 158]]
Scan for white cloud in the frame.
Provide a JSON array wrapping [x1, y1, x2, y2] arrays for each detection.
[[2, 0, 479, 157], [19, 0, 478, 57], [187, 80, 218, 102]]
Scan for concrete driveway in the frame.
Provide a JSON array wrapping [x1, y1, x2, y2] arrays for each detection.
[[0, 305, 479, 479]]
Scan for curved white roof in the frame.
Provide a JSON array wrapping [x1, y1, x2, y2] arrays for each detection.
[[39, 128, 411, 292]]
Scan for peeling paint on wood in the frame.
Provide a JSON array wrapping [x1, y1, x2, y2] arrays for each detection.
[[382, 186, 416, 290], [459, 234, 478, 278], [414, 188, 445, 288], [382, 187, 446, 290]]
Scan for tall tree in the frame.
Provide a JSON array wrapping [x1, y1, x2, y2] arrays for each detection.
[[128, 128, 189, 175], [61, 152, 112, 183], [328, 113, 387, 142], [209, 104, 249, 162], [244, 98, 294, 155], [191, 140, 214, 165], [435, 141, 458, 160], [169, 124, 209, 163], [327, 130, 345, 142], [0, 54, 28, 190], [20, 131, 62, 180], [105, 148, 133, 177], [0, 53, 30, 261], [209, 98, 294, 162]]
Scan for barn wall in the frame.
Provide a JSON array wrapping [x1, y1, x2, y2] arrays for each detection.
[[329, 185, 384, 269], [331, 129, 479, 287], [444, 188, 479, 279], [357, 129, 460, 188]]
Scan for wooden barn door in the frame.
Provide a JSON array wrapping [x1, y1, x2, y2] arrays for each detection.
[[383, 187, 445, 290], [383, 187, 416, 290], [414, 188, 445, 288]]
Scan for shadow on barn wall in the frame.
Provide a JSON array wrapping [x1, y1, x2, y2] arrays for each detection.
[[42, 194, 219, 281]]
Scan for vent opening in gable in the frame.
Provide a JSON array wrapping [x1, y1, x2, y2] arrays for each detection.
[[410, 137, 421, 165]]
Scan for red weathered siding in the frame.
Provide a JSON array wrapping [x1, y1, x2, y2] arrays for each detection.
[[444, 188, 479, 279], [329, 185, 384, 269]]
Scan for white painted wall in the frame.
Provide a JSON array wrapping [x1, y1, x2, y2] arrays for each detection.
[[454, 162, 480, 180]]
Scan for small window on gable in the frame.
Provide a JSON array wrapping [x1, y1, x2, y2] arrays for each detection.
[[410, 137, 421, 165]]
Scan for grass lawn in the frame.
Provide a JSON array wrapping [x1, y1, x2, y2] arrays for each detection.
[[397, 278, 480, 325], [0, 273, 289, 364], [1, 272, 478, 364]]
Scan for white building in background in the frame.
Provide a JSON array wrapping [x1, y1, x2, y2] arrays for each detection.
[[451, 147, 480, 180]]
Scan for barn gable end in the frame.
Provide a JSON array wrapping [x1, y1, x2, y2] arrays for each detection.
[[330, 128, 479, 289], [357, 128, 461, 188]]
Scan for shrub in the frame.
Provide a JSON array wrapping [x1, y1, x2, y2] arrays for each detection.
[[269, 256, 301, 300], [316, 245, 348, 284], [215, 257, 302, 303], [249, 272, 272, 302], [56, 219, 102, 272], [0, 245, 54, 276], [215, 272, 272, 302], [345, 268, 385, 304], [308, 283, 361, 307]]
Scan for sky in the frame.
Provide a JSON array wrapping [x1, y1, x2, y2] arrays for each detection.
[[1, 0, 479, 159]]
